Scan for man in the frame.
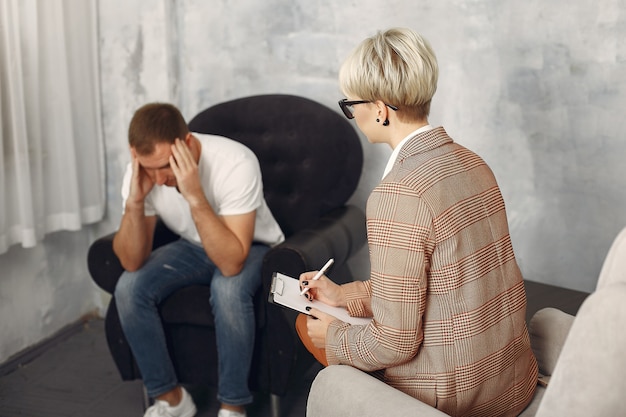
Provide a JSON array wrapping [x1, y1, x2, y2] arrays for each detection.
[[113, 102, 284, 417]]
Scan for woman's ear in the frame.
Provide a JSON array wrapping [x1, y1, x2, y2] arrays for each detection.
[[374, 100, 389, 120]]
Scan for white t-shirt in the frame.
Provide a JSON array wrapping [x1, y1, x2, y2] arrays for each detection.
[[121, 133, 285, 247]]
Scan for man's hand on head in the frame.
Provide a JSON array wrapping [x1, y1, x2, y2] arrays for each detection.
[[170, 138, 206, 207], [127, 152, 155, 208]]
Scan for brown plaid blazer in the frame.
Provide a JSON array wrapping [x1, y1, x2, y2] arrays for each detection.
[[326, 127, 538, 417]]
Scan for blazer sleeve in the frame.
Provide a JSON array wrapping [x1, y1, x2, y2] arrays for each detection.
[[343, 279, 373, 318], [325, 182, 434, 370]]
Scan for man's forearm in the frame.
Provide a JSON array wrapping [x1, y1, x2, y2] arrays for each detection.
[[112, 203, 155, 272], [189, 199, 249, 277]]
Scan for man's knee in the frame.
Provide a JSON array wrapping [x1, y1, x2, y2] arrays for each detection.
[[114, 271, 139, 312], [211, 275, 249, 302], [211, 269, 260, 308]]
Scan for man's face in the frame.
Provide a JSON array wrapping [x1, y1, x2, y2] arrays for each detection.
[[134, 141, 177, 187]]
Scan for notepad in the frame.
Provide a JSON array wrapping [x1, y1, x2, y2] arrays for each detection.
[[269, 272, 372, 326]]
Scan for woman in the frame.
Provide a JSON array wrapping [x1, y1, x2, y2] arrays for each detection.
[[297, 28, 538, 417]]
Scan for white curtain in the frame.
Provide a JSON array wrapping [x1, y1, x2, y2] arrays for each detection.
[[0, 0, 105, 254]]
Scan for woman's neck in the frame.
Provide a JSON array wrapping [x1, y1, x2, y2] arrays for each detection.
[[388, 120, 430, 150]]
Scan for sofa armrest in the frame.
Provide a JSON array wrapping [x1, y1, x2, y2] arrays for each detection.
[[528, 307, 575, 377], [535, 283, 626, 417], [307, 365, 448, 417]]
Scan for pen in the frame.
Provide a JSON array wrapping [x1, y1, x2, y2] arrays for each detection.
[[300, 258, 334, 296]]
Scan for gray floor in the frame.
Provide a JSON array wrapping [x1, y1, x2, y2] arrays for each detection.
[[0, 318, 318, 417], [0, 280, 588, 417]]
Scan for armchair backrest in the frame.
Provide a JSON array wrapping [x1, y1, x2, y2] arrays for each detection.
[[188, 94, 363, 237]]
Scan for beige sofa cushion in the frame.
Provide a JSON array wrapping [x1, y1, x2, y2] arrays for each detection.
[[528, 307, 575, 377], [535, 284, 626, 417]]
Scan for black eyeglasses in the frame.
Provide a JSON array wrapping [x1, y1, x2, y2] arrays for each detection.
[[338, 99, 398, 119]]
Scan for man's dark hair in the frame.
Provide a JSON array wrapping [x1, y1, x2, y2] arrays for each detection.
[[128, 102, 189, 155]]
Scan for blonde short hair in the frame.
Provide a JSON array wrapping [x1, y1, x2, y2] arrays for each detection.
[[339, 28, 438, 122]]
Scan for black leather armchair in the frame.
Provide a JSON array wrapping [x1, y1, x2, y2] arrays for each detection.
[[87, 94, 366, 416]]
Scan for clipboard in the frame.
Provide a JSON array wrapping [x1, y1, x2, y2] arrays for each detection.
[[269, 272, 372, 326]]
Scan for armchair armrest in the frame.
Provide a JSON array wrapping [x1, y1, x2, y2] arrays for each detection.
[[88, 232, 123, 294], [87, 220, 180, 294], [307, 365, 448, 417], [261, 204, 367, 396], [262, 204, 366, 286]]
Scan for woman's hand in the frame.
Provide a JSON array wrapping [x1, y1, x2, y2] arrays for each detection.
[[299, 271, 346, 307], [305, 308, 338, 349]]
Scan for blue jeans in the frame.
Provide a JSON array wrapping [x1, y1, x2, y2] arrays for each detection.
[[114, 238, 268, 405]]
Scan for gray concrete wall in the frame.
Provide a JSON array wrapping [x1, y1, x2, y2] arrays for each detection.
[[98, 0, 626, 292]]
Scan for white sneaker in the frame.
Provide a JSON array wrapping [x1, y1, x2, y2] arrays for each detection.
[[144, 387, 197, 417], [217, 408, 246, 417]]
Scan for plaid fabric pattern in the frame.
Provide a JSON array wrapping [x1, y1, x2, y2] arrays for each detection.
[[326, 127, 538, 417]]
